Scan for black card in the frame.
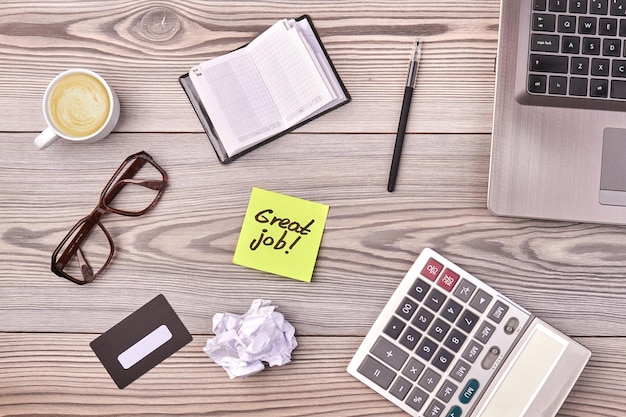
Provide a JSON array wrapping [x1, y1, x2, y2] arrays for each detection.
[[90, 294, 193, 389]]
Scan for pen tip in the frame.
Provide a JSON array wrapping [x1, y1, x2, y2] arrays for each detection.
[[411, 38, 422, 59]]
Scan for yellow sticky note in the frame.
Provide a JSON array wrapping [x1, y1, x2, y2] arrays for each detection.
[[233, 187, 329, 282]]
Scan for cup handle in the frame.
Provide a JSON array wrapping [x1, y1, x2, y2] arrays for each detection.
[[34, 127, 59, 150]]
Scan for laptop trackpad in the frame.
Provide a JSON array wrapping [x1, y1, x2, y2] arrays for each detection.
[[600, 128, 626, 206]]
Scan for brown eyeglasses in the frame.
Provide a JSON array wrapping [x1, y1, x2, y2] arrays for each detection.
[[52, 151, 168, 285]]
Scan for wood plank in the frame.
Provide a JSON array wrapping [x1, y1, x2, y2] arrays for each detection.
[[2, 133, 626, 337], [0, 333, 621, 416], [0, 0, 499, 134]]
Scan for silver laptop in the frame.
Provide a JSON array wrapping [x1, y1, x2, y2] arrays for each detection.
[[489, 0, 626, 224]]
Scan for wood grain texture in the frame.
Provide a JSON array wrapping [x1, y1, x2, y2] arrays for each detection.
[[1, 1, 625, 415], [0, 0, 498, 134], [0, 334, 623, 416], [2, 133, 626, 337]]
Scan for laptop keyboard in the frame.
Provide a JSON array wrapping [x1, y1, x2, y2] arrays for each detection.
[[347, 249, 532, 416], [529, 0, 626, 100]]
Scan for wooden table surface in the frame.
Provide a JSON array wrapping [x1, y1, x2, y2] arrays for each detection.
[[1, 1, 624, 416]]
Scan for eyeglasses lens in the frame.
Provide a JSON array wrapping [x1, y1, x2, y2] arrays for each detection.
[[56, 220, 113, 284], [104, 157, 166, 215]]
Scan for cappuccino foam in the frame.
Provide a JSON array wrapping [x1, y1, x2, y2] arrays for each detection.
[[47, 73, 110, 138]]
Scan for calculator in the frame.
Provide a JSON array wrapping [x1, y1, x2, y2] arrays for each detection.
[[347, 248, 590, 417]]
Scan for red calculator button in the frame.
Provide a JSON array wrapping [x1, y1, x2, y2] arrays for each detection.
[[437, 268, 460, 292], [421, 258, 444, 281]]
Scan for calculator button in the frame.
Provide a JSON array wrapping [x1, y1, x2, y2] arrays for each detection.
[[409, 278, 431, 302], [462, 340, 484, 363], [447, 405, 463, 417], [457, 310, 479, 333], [437, 268, 460, 292], [400, 326, 422, 350], [425, 288, 446, 312], [418, 368, 441, 392], [444, 329, 467, 353], [370, 336, 409, 370], [357, 356, 396, 389], [428, 318, 451, 342], [451, 359, 472, 382], [433, 347, 455, 372], [436, 380, 458, 403], [417, 338, 438, 361], [390, 376, 412, 400], [488, 300, 509, 323], [470, 289, 493, 313], [396, 297, 418, 320], [421, 257, 444, 281], [403, 357, 426, 381], [460, 379, 480, 404], [453, 279, 476, 302], [475, 321, 496, 344], [441, 298, 463, 322], [425, 399, 445, 416], [405, 386, 429, 412], [383, 316, 406, 340], [413, 307, 435, 331]]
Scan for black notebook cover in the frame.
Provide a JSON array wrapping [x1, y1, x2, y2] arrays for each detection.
[[179, 15, 351, 163]]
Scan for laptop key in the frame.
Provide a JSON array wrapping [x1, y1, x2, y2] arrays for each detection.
[[603, 38, 621, 55], [591, 0, 609, 15], [561, 35, 580, 53], [582, 37, 601, 54], [533, 13, 556, 31], [591, 58, 610, 76], [549, 75, 568, 94], [571, 57, 589, 74], [530, 54, 568, 73], [612, 59, 626, 77], [610, 0, 626, 16], [558, 15, 577, 32], [551, 0, 568, 12], [591, 79, 609, 97], [599, 17, 618, 35], [569, 0, 588, 14], [531, 34, 560, 52], [570, 77, 589, 95], [610, 79, 626, 98], [578, 16, 597, 34]]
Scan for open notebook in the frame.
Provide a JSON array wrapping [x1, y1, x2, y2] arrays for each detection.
[[180, 15, 350, 163]]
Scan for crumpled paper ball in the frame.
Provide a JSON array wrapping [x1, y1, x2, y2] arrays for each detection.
[[203, 299, 298, 379]]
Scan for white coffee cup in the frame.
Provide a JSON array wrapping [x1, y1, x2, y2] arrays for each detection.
[[35, 69, 120, 150]]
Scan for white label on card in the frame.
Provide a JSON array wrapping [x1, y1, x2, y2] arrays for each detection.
[[117, 325, 173, 369]]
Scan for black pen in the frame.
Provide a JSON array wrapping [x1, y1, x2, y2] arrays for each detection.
[[387, 38, 422, 192]]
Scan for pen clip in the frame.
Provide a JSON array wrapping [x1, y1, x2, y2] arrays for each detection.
[[406, 39, 422, 88]]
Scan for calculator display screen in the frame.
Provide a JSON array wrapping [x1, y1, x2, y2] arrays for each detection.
[[475, 324, 567, 417]]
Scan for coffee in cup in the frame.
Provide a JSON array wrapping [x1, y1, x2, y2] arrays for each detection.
[[35, 69, 120, 149]]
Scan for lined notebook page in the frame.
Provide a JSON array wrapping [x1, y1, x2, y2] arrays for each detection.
[[248, 19, 333, 122], [189, 19, 334, 155], [190, 49, 285, 154]]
